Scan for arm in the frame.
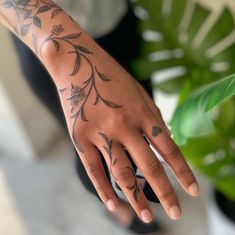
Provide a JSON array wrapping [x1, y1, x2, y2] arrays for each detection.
[[0, 0, 200, 222]]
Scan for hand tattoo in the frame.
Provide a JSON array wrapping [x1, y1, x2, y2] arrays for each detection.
[[99, 132, 117, 179], [45, 25, 122, 152], [152, 126, 163, 137], [99, 132, 140, 202]]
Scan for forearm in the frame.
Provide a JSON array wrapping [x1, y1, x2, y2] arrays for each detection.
[[0, 0, 119, 86]]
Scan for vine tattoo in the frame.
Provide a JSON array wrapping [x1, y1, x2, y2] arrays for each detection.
[[40, 25, 122, 151], [1, 0, 62, 36], [99, 132, 117, 179], [99, 133, 140, 202], [1, 1, 123, 164], [125, 166, 140, 202]]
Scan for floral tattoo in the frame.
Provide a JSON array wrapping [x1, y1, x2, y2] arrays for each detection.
[[1, 0, 62, 36], [99, 133, 140, 202], [41, 25, 122, 151]]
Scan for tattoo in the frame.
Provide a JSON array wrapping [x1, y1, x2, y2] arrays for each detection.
[[99, 132, 117, 179], [40, 25, 90, 76], [99, 132, 140, 202], [152, 126, 163, 137], [43, 25, 121, 122], [67, 83, 86, 113], [1, 0, 62, 36], [125, 166, 140, 202]]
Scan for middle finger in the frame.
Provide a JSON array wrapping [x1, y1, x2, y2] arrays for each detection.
[[124, 130, 182, 220]]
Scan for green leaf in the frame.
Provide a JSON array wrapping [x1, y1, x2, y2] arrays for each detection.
[[133, 0, 235, 93], [134, 0, 235, 201], [171, 74, 235, 145]]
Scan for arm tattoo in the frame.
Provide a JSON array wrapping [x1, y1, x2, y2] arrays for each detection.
[[45, 25, 122, 151], [99, 132, 140, 202], [152, 126, 163, 137], [45, 25, 121, 121], [1, 1, 123, 155], [1, 0, 62, 36]]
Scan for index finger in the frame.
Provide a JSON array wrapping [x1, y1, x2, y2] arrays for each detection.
[[142, 117, 200, 197]]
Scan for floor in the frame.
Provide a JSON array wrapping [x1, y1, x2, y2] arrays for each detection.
[[0, 139, 210, 235]]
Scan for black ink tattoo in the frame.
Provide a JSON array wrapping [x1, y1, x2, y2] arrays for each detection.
[[99, 132, 140, 202], [1, 0, 62, 36], [152, 126, 163, 137], [67, 83, 86, 113], [42, 25, 122, 124], [99, 132, 117, 179], [40, 24, 89, 76], [125, 166, 140, 202]]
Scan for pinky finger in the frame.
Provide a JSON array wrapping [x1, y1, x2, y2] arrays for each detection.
[[78, 144, 119, 211]]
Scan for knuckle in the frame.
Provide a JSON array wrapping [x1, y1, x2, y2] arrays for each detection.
[[177, 168, 191, 178], [73, 125, 85, 139], [115, 167, 134, 182], [136, 103, 147, 114], [160, 189, 176, 202], [142, 160, 161, 176], [163, 140, 179, 156], [86, 163, 102, 178], [112, 112, 128, 125]]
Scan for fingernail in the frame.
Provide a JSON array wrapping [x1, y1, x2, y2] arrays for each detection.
[[188, 183, 200, 196], [107, 200, 116, 211], [169, 206, 181, 220], [140, 209, 153, 223]]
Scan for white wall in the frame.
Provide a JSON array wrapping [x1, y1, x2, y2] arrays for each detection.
[[0, 26, 62, 159]]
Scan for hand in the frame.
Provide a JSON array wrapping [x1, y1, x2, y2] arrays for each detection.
[[0, 0, 198, 224], [42, 25, 200, 223]]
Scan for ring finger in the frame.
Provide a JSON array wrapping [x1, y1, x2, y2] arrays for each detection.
[[97, 132, 153, 223]]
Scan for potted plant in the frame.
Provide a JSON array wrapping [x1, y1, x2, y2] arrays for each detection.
[[132, 0, 235, 234]]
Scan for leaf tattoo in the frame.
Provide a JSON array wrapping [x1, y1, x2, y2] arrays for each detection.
[[99, 133, 140, 202], [1, 0, 62, 36], [99, 132, 117, 179], [124, 167, 140, 202], [42, 25, 122, 124]]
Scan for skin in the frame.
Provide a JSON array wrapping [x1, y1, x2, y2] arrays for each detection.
[[0, 0, 200, 223]]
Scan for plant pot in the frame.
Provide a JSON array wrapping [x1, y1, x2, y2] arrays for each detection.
[[208, 189, 235, 235]]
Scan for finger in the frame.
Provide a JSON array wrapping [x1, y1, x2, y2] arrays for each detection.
[[78, 143, 119, 211], [125, 131, 182, 220], [97, 132, 153, 223], [142, 116, 200, 197]]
